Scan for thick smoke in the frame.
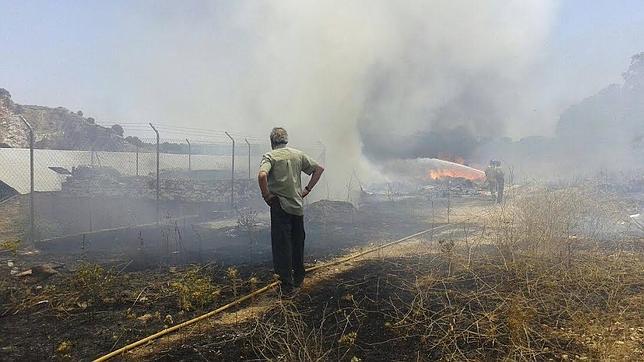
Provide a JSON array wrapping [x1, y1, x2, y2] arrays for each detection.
[[477, 53, 644, 180], [109, 1, 557, 196]]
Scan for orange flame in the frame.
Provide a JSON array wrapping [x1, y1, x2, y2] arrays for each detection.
[[427, 169, 484, 181], [425, 159, 485, 181]]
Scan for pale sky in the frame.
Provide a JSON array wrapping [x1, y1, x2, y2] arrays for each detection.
[[1, 1, 644, 139]]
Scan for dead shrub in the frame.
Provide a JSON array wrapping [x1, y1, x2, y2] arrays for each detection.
[[251, 302, 345, 361], [226, 266, 241, 297], [384, 252, 643, 361], [237, 208, 258, 262], [485, 186, 628, 263]]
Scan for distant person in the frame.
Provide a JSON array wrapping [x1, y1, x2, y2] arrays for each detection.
[[257, 127, 325, 295], [485, 160, 498, 199], [494, 160, 505, 203]]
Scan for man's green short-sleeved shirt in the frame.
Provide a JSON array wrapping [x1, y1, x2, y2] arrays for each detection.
[[259, 145, 319, 216]]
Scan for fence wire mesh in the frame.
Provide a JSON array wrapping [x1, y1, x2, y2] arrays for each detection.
[[0, 130, 271, 247]]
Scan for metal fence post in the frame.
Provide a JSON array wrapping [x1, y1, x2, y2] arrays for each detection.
[[244, 138, 251, 180], [150, 123, 160, 222], [186, 138, 191, 171], [225, 132, 235, 207], [135, 145, 139, 176], [19, 116, 35, 245], [447, 179, 451, 224]]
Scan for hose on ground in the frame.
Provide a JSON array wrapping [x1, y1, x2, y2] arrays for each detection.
[[94, 223, 451, 361]]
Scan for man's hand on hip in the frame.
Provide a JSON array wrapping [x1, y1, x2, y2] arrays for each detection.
[[263, 192, 276, 206], [301, 189, 310, 198]]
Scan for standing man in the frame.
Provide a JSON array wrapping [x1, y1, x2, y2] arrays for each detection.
[[257, 127, 325, 294]]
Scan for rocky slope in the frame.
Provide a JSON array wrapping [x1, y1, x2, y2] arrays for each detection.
[[0, 88, 131, 151]]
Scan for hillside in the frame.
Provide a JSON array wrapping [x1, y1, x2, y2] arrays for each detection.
[[556, 52, 644, 152], [0, 88, 131, 151], [476, 53, 644, 177]]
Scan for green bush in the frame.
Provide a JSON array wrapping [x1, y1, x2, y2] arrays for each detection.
[[171, 267, 221, 311]]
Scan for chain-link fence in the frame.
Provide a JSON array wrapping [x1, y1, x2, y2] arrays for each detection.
[[0, 124, 271, 249]]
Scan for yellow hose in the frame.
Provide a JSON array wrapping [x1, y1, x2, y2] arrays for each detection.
[[305, 224, 450, 273], [94, 224, 450, 361], [93, 281, 279, 362]]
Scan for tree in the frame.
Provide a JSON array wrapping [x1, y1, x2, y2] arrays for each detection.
[[77, 110, 83, 116], [623, 52, 644, 90], [125, 136, 144, 148], [111, 124, 124, 137], [87, 117, 95, 124]]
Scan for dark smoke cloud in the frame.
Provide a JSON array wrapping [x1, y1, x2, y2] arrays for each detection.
[[358, 71, 508, 161], [360, 124, 480, 162]]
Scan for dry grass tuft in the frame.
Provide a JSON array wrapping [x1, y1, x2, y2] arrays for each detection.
[[170, 266, 221, 311], [250, 301, 350, 361], [385, 252, 643, 360], [244, 184, 642, 361]]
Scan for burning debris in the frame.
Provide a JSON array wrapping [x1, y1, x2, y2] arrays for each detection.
[[381, 157, 484, 184], [425, 158, 485, 182], [357, 157, 491, 204]]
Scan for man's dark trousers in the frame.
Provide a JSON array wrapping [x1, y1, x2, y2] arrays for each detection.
[[496, 178, 504, 203], [270, 202, 305, 291]]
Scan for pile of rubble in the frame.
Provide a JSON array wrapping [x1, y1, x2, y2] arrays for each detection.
[[61, 166, 257, 204], [305, 200, 357, 224], [441, 176, 480, 196], [159, 177, 255, 203], [62, 166, 148, 198]]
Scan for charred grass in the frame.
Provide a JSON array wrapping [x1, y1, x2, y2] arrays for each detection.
[[0, 262, 270, 360], [2, 186, 642, 360], [152, 186, 643, 361], [0, 198, 437, 360], [155, 245, 643, 361]]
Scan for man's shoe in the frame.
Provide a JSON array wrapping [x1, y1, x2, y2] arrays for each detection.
[[279, 284, 302, 299], [280, 289, 298, 299]]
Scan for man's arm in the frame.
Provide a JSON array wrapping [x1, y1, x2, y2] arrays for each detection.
[[301, 165, 324, 198], [258, 171, 275, 205], [258, 154, 275, 206]]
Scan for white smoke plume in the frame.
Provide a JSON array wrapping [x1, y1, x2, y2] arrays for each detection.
[[107, 1, 558, 197]]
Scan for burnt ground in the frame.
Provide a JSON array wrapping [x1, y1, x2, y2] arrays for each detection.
[[0, 195, 485, 361], [145, 246, 644, 362], [4, 187, 640, 361], [120, 182, 644, 361]]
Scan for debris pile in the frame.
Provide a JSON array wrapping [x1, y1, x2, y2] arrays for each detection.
[[441, 177, 479, 195], [61, 166, 147, 198], [61, 166, 257, 203], [305, 200, 357, 224]]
